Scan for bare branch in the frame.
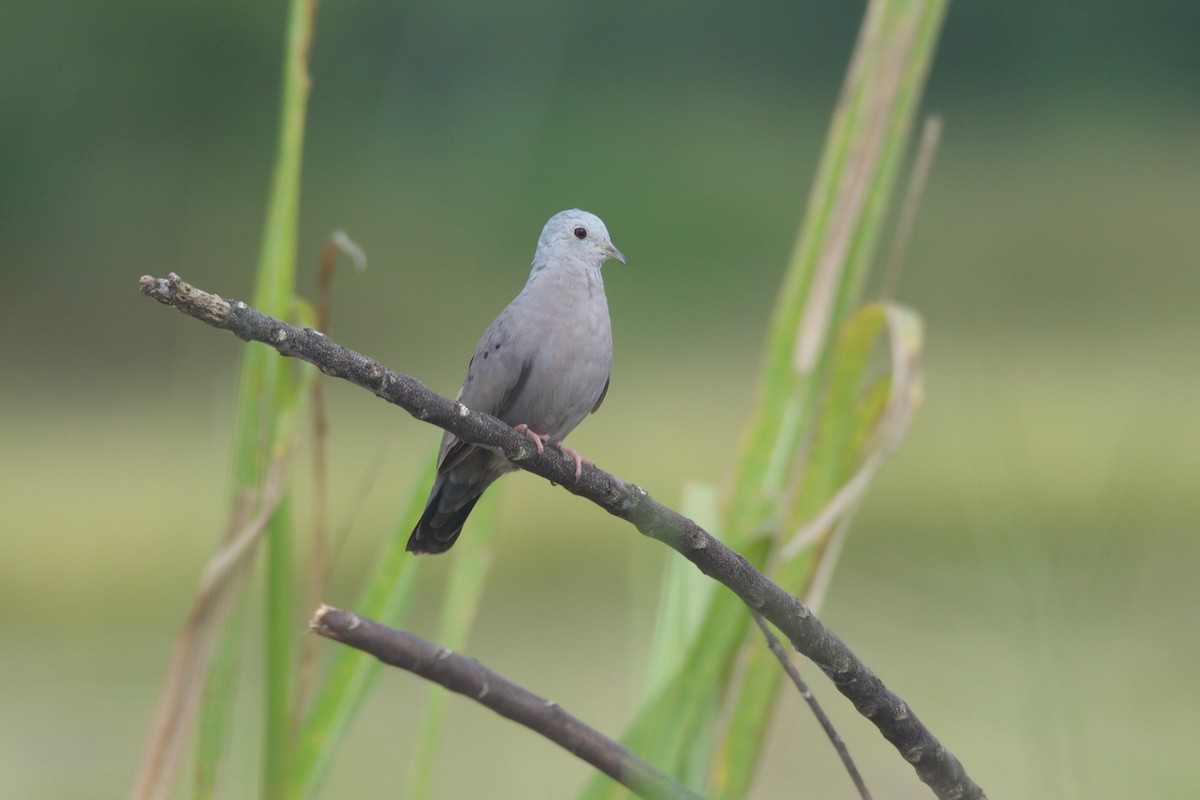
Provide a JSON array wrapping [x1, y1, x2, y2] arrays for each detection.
[[140, 273, 986, 800], [310, 605, 704, 800]]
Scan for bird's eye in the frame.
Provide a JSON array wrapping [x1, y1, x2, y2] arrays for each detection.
[[573, 226, 587, 240]]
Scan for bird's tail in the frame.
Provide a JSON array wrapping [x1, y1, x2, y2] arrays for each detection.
[[406, 476, 485, 555]]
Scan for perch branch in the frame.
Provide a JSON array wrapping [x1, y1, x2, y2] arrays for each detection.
[[310, 605, 703, 800], [140, 272, 985, 800]]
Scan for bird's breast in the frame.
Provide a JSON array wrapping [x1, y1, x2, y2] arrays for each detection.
[[504, 269, 612, 440]]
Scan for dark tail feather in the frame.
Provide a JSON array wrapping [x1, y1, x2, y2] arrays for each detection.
[[406, 483, 483, 555]]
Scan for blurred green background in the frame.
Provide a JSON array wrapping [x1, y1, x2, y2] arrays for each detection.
[[2, 1, 1198, 798]]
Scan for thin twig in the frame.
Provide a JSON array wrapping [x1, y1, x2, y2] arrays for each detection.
[[310, 605, 704, 800], [139, 272, 986, 800], [750, 612, 872, 800]]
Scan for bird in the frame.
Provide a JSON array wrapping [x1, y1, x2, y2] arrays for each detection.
[[406, 209, 627, 555]]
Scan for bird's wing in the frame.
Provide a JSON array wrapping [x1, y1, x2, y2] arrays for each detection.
[[437, 305, 536, 474]]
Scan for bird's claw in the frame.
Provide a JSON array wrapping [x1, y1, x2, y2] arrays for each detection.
[[514, 424, 548, 455], [515, 425, 593, 481], [556, 444, 595, 482]]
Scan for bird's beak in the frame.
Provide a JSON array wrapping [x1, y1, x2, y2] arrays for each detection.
[[601, 242, 628, 266]]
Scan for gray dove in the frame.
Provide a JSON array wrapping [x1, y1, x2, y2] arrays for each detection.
[[406, 209, 627, 555]]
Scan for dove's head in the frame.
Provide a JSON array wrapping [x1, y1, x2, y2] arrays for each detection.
[[535, 209, 627, 270]]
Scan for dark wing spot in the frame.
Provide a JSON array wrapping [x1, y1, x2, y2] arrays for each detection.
[[498, 358, 535, 416], [482, 351, 488, 360]]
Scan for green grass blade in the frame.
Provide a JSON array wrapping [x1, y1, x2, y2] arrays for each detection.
[[255, 2, 317, 797], [706, 5, 946, 793], [720, 0, 888, 547], [584, 3, 948, 797], [190, 0, 318, 796], [577, 561, 763, 800], [136, 5, 350, 799], [709, 303, 923, 798], [404, 490, 498, 800], [640, 482, 720, 707], [265, 497, 297, 800], [292, 447, 438, 800], [192, 428, 310, 800], [262, 345, 319, 800]]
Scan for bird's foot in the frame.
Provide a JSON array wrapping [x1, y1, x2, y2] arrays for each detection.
[[514, 424, 549, 455], [555, 443, 595, 482]]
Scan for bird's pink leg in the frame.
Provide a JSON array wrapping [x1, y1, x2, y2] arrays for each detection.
[[514, 425, 592, 481], [514, 424, 548, 455], [556, 443, 595, 482]]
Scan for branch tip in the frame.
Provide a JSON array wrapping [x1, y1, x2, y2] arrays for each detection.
[[139, 272, 231, 325]]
